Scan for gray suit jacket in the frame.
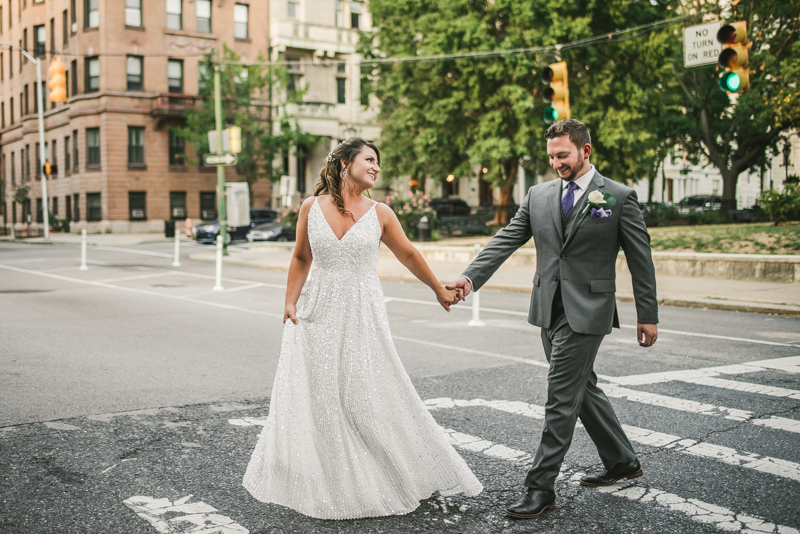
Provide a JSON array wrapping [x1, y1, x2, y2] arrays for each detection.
[[463, 171, 658, 336]]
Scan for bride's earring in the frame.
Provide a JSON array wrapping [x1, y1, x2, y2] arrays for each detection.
[[342, 168, 348, 179]]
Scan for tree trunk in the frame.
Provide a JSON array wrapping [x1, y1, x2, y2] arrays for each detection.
[[720, 168, 738, 213], [494, 164, 517, 226]]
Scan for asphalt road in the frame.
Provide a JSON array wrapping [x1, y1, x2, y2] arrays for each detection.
[[1, 240, 799, 534]]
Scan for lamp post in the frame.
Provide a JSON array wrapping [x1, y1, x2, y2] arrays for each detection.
[[783, 140, 792, 185], [1, 42, 48, 240]]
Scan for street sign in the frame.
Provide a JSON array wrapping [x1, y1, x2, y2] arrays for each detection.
[[203, 153, 238, 166], [225, 183, 250, 227], [684, 22, 722, 68]]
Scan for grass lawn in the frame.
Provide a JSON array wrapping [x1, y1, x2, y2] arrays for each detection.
[[647, 222, 800, 254]]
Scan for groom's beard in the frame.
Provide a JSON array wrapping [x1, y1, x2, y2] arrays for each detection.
[[558, 153, 585, 183]]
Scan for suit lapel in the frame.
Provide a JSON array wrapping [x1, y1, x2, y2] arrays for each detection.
[[549, 179, 564, 242], [562, 171, 605, 251]]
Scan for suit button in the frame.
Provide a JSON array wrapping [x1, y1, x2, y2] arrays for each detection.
[[560, 254, 566, 259], [553, 277, 559, 282]]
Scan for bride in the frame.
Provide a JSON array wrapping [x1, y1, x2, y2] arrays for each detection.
[[242, 137, 482, 520]]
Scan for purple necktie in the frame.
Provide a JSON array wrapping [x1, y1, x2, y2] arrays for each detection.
[[562, 181, 578, 217]]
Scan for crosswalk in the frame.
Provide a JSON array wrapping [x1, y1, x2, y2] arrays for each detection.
[[420, 354, 800, 533]]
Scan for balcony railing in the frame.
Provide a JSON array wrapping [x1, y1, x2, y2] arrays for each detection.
[[152, 93, 200, 117]]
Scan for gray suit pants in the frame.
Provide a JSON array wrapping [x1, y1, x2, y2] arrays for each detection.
[[524, 302, 637, 491]]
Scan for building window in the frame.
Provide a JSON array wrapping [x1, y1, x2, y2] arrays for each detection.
[[85, 57, 99, 93], [170, 191, 186, 220], [167, 59, 183, 93], [50, 18, 55, 54], [1, 52, 3, 80], [166, 0, 181, 30], [129, 192, 146, 220], [335, 0, 343, 27], [10, 151, 14, 185], [21, 30, 26, 64], [86, 192, 101, 221], [198, 61, 208, 92], [73, 193, 80, 221], [23, 85, 28, 115], [86, 127, 100, 166], [52, 197, 58, 218], [287, 0, 299, 19], [337, 77, 346, 104], [33, 81, 43, 113], [35, 144, 40, 179], [65, 136, 70, 172], [9, 97, 13, 124], [1, 102, 4, 128], [85, 0, 98, 29], [169, 131, 185, 166], [234, 3, 248, 39], [50, 139, 56, 176], [65, 70, 70, 99], [196, 0, 211, 33], [65, 195, 71, 221], [350, 1, 362, 29], [62, 10, 68, 44], [73, 130, 79, 171], [8, 48, 11, 78], [285, 57, 301, 93], [126, 55, 143, 91], [200, 192, 216, 220], [70, 0, 77, 33], [71, 60, 78, 96], [25, 144, 30, 180], [128, 126, 144, 165], [36, 198, 42, 223], [125, 0, 141, 27]]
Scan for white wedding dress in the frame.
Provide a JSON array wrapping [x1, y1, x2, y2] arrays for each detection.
[[243, 197, 482, 520]]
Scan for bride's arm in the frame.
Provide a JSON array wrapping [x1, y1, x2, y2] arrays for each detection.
[[284, 198, 315, 323], [377, 204, 457, 312]]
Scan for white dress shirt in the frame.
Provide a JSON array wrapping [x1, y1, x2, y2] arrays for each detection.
[[561, 164, 596, 209]]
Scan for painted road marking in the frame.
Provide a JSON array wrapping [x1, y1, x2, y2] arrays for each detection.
[[611, 356, 800, 386], [678, 375, 800, 401], [598, 483, 800, 534], [393, 335, 551, 369], [438, 424, 800, 534], [600, 384, 800, 433], [386, 296, 796, 347], [426, 398, 800, 483], [0, 264, 283, 319], [123, 495, 248, 534], [228, 417, 268, 427], [94, 272, 177, 283]]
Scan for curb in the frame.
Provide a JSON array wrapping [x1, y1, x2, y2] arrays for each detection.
[[188, 253, 800, 317]]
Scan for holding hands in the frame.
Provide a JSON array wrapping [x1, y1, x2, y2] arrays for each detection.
[[446, 276, 472, 303], [435, 286, 461, 312]]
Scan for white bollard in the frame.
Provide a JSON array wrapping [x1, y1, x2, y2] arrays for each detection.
[[212, 234, 224, 291], [79, 229, 89, 270], [172, 231, 181, 267], [468, 243, 484, 327]]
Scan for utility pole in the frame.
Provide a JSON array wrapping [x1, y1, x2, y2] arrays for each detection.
[[214, 61, 228, 254], [1, 42, 49, 240]]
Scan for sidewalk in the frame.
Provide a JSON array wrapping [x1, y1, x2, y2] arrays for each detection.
[[190, 241, 800, 316]]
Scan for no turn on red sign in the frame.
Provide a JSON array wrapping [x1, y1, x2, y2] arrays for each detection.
[[684, 21, 722, 68]]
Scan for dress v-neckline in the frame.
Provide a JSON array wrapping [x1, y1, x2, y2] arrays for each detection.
[[315, 197, 376, 242]]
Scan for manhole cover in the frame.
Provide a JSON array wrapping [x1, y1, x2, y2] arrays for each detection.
[[0, 289, 54, 294]]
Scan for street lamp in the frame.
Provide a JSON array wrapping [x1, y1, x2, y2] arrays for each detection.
[[0, 41, 49, 239], [783, 140, 793, 185]]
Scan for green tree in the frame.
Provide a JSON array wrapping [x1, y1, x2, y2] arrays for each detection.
[[662, 0, 800, 211], [362, 0, 676, 224], [173, 46, 317, 203]]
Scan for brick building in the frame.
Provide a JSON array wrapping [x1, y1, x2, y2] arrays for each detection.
[[1, 0, 269, 234]]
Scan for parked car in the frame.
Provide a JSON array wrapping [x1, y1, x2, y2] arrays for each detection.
[[676, 195, 722, 215], [429, 198, 492, 236], [638, 202, 662, 227], [193, 208, 280, 244], [247, 221, 296, 242]]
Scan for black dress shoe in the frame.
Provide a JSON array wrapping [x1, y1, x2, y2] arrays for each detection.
[[580, 459, 642, 487], [506, 488, 556, 519]]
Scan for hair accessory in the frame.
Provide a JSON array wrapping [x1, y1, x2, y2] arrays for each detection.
[[326, 151, 336, 162]]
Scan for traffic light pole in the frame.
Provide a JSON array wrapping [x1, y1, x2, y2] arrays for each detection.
[[0, 42, 49, 240], [213, 63, 228, 254]]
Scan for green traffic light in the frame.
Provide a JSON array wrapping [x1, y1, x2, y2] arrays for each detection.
[[719, 72, 741, 92], [544, 106, 559, 124]]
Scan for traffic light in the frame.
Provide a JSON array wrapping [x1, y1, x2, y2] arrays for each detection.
[[49, 56, 67, 102], [542, 61, 570, 124], [43, 162, 57, 176], [717, 21, 749, 93]]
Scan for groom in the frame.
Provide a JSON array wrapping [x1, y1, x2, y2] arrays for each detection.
[[448, 119, 658, 519]]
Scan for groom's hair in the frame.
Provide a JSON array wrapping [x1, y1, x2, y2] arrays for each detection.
[[545, 119, 591, 150]]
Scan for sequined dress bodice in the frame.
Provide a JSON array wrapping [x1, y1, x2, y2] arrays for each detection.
[[243, 196, 482, 520]]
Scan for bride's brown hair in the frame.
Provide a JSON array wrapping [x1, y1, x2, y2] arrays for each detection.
[[314, 137, 380, 220]]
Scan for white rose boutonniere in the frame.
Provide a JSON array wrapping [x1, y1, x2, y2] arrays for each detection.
[[580, 191, 617, 219]]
